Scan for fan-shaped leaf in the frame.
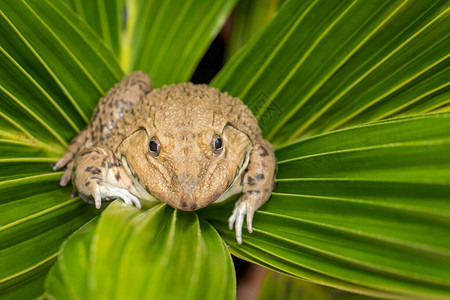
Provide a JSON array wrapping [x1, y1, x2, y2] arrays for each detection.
[[225, 0, 281, 59], [122, 0, 237, 87], [63, 0, 123, 58], [213, 0, 449, 146], [258, 271, 378, 300], [0, 0, 121, 296], [201, 113, 450, 299], [46, 201, 236, 300], [1, 0, 449, 298]]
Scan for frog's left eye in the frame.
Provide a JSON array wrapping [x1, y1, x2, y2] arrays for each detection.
[[212, 134, 223, 154], [149, 137, 160, 156]]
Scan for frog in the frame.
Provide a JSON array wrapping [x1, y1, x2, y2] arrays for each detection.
[[54, 71, 276, 244]]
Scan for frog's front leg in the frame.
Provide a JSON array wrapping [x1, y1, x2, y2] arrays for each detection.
[[54, 71, 152, 186], [73, 146, 141, 209], [229, 139, 276, 244]]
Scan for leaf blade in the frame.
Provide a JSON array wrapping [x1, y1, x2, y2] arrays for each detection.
[[212, 0, 449, 146], [201, 113, 450, 299], [0, 0, 121, 296], [45, 202, 236, 300], [124, 0, 237, 87]]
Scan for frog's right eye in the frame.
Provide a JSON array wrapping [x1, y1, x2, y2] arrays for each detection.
[[212, 134, 223, 154], [149, 137, 160, 156]]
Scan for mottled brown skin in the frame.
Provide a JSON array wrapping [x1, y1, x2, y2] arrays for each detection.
[[54, 71, 276, 243]]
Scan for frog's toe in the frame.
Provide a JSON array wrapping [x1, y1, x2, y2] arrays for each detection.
[[78, 174, 142, 210], [97, 184, 141, 209], [59, 166, 73, 186], [228, 210, 237, 231], [246, 207, 255, 233], [91, 185, 103, 209], [53, 158, 66, 171], [115, 189, 141, 209], [229, 198, 253, 244], [53, 150, 76, 171]]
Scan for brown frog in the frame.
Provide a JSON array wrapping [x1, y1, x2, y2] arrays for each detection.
[[54, 71, 276, 244]]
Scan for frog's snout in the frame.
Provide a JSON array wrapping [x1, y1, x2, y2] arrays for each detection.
[[174, 174, 200, 211], [170, 174, 220, 211], [177, 174, 198, 193], [178, 192, 201, 211]]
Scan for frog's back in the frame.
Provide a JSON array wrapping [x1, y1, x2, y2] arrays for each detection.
[[136, 83, 262, 140]]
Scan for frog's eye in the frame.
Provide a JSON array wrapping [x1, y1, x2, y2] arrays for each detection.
[[212, 134, 223, 154], [149, 137, 160, 156]]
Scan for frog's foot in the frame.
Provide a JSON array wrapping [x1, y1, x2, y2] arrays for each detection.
[[81, 182, 142, 209], [53, 128, 89, 185], [56, 161, 74, 187], [228, 196, 256, 245]]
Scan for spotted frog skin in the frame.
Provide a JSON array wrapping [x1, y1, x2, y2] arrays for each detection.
[[54, 72, 276, 243]]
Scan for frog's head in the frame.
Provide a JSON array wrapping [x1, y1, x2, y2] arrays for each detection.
[[117, 84, 253, 210]]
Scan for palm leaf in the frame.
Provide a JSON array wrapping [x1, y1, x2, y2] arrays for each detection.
[[201, 113, 450, 299], [0, 0, 121, 297], [258, 271, 378, 300], [65, 0, 237, 87], [62, 0, 124, 58], [0, 0, 449, 298], [123, 0, 237, 87], [212, 0, 449, 145], [225, 0, 281, 59], [45, 202, 235, 300]]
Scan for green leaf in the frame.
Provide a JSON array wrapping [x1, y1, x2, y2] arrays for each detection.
[[122, 0, 237, 87], [63, 0, 124, 58], [225, 0, 281, 60], [212, 0, 449, 146], [65, 0, 238, 87], [0, 0, 121, 296], [0, 275, 48, 300], [46, 201, 236, 300], [0, 0, 123, 146], [258, 271, 378, 300], [1, 0, 449, 298], [201, 113, 450, 299]]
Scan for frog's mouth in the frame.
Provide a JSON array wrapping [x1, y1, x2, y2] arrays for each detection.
[[213, 148, 252, 204]]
